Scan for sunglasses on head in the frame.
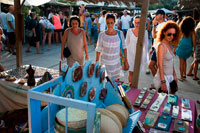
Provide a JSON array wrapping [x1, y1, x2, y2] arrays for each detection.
[[107, 13, 114, 17], [167, 33, 176, 37]]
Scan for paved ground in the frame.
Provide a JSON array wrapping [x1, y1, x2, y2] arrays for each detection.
[[0, 41, 200, 114]]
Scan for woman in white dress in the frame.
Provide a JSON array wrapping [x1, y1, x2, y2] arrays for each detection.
[[96, 13, 128, 80], [125, 15, 149, 83]]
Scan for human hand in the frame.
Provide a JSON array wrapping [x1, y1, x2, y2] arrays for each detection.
[[161, 83, 167, 93], [85, 55, 89, 61], [152, 17, 158, 26], [61, 54, 65, 61]]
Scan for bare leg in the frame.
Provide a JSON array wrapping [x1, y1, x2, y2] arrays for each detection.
[[193, 60, 199, 79], [179, 58, 184, 80], [55, 32, 59, 45], [48, 32, 52, 50], [42, 32, 47, 49], [148, 60, 157, 77], [187, 60, 195, 75], [36, 41, 41, 54], [86, 32, 91, 45], [183, 59, 187, 77], [0, 63, 4, 72], [26, 44, 31, 52], [59, 31, 62, 44]]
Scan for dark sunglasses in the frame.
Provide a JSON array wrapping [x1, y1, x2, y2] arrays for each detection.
[[167, 33, 176, 37], [107, 13, 115, 17]]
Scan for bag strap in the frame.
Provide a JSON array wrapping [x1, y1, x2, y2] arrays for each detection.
[[117, 30, 124, 56]]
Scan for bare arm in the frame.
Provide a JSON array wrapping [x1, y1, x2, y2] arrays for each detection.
[[152, 18, 158, 39], [192, 31, 196, 52], [8, 21, 15, 31], [96, 52, 101, 62], [61, 29, 68, 60], [157, 44, 167, 92], [82, 30, 89, 60]]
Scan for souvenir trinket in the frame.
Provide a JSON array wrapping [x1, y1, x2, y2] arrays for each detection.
[[62, 85, 74, 98], [181, 109, 192, 121], [149, 128, 168, 133], [155, 115, 172, 131], [181, 98, 191, 109], [100, 71, 105, 83], [18, 78, 25, 85], [97, 108, 122, 133], [99, 88, 107, 100], [88, 64, 95, 78], [26, 65, 36, 86], [106, 104, 129, 128], [89, 88, 96, 101], [172, 106, 179, 118], [80, 82, 87, 97], [37, 72, 53, 85], [5, 75, 17, 82], [140, 89, 156, 110], [150, 93, 167, 111], [163, 104, 171, 115], [72, 66, 83, 82], [134, 88, 147, 107], [96, 65, 101, 77], [167, 94, 178, 106], [0, 72, 7, 78], [173, 119, 189, 133], [143, 110, 159, 128]]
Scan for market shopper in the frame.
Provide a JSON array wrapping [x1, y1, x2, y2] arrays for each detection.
[[120, 10, 131, 37], [92, 13, 99, 44], [61, 16, 89, 67], [62, 11, 69, 35], [176, 16, 196, 81], [148, 9, 166, 77], [98, 10, 107, 33], [6, 6, 16, 55], [187, 22, 200, 80], [84, 12, 92, 45], [96, 13, 128, 80], [26, 14, 42, 54], [52, 9, 62, 45], [154, 21, 181, 93], [125, 15, 149, 83]]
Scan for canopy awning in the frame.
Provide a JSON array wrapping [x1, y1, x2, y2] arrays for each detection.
[[0, 0, 51, 6]]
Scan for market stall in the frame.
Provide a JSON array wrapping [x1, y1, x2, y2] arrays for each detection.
[[126, 88, 200, 132], [0, 65, 59, 113]]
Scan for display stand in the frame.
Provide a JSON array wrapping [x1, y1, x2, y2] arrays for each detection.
[[28, 61, 140, 133]]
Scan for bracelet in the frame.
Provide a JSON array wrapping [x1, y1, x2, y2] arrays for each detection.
[[161, 80, 166, 84]]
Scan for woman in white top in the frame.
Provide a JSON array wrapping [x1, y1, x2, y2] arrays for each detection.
[[96, 13, 128, 80], [154, 21, 181, 93], [125, 15, 149, 83]]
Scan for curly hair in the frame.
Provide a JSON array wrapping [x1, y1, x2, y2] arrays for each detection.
[[179, 16, 195, 37], [157, 21, 181, 48]]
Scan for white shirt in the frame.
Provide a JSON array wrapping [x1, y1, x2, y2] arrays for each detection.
[[121, 15, 131, 30], [126, 29, 149, 71], [98, 16, 106, 32], [153, 21, 166, 48]]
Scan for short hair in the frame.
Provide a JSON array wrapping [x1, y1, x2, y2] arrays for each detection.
[[134, 15, 141, 20], [105, 13, 116, 22], [64, 11, 69, 17], [85, 12, 90, 17], [69, 16, 80, 27], [179, 16, 195, 37], [157, 21, 181, 47], [102, 10, 107, 16]]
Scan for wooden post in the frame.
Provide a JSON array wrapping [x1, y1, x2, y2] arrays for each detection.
[[14, 0, 23, 67], [131, 0, 149, 88]]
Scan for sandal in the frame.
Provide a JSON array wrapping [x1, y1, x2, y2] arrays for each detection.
[[178, 78, 184, 82], [187, 73, 194, 76], [193, 77, 199, 80]]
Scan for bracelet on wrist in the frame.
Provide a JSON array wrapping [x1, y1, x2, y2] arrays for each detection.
[[161, 80, 166, 84]]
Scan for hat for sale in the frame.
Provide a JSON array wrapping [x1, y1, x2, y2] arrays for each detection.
[[155, 9, 165, 15]]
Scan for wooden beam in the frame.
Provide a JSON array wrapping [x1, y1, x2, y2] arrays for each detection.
[[131, 0, 149, 88], [14, 0, 23, 67]]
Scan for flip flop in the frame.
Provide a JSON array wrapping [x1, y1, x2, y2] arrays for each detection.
[[187, 73, 194, 76], [178, 78, 184, 82], [193, 77, 199, 80]]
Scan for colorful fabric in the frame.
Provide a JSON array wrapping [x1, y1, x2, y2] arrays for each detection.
[[176, 37, 193, 59]]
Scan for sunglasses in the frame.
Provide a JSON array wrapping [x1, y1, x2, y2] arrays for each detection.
[[167, 33, 176, 37]]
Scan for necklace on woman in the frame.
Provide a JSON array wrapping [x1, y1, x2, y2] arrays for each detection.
[[106, 29, 117, 35]]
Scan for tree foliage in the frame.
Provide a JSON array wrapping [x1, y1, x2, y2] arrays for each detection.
[[149, 0, 177, 10]]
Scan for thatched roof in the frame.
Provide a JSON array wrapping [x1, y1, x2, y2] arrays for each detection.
[[177, 0, 200, 9]]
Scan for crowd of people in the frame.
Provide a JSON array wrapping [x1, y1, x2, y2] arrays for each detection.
[[0, 5, 200, 94]]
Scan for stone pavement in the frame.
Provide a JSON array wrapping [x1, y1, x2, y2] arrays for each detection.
[[0, 42, 200, 113]]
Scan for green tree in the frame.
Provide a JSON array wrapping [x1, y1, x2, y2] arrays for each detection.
[[149, 0, 177, 10]]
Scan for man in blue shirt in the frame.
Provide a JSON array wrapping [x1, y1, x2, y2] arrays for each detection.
[[6, 6, 16, 55]]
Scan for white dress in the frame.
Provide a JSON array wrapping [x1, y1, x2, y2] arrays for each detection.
[[125, 29, 149, 72], [96, 31, 127, 79]]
